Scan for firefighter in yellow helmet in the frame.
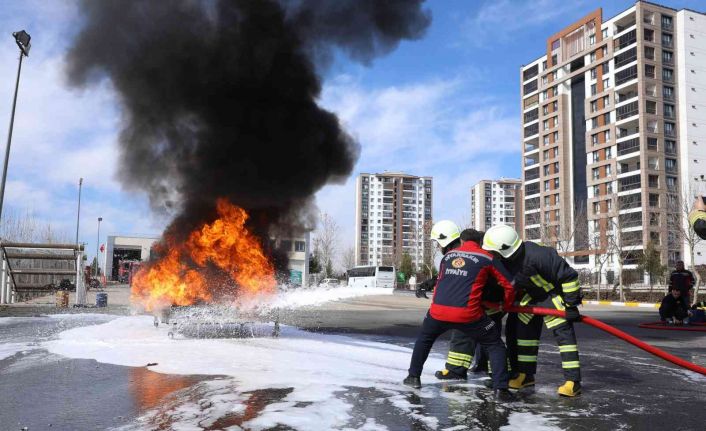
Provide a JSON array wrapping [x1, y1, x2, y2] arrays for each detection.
[[482, 224, 583, 397]]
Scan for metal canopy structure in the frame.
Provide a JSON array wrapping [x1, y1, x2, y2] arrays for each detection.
[[0, 242, 85, 304]]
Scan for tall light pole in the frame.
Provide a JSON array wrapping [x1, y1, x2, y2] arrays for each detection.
[[95, 217, 102, 277], [0, 31, 31, 224], [75, 178, 83, 245]]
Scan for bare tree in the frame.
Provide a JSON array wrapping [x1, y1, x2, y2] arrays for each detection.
[[0, 208, 71, 244], [312, 211, 339, 278], [667, 183, 705, 300], [340, 245, 356, 272]]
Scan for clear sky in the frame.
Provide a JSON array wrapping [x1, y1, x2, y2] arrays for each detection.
[[0, 0, 703, 267]]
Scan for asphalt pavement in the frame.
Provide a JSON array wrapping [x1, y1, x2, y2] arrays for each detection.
[[1, 293, 704, 430]]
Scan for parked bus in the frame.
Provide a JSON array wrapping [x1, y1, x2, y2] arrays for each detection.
[[346, 266, 396, 288]]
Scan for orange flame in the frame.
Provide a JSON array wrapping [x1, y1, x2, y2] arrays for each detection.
[[131, 199, 276, 310]]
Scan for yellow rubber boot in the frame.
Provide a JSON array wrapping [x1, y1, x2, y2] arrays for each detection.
[[509, 373, 535, 389], [557, 381, 581, 397]]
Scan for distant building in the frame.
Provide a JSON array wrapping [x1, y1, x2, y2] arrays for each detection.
[[470, 179, 523, 232], [355, 172, 432, 269], [519, 2, 706, 280], [104, 235, 159, 281], [271, 233, 310, 286]]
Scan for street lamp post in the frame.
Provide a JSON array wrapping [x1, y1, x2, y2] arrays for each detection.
[[95, 217, 102, 277], [0, 30, 31, 224], [75, 178, 83, 245]]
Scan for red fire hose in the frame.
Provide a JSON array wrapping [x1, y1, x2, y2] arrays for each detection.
[[505, 305, 706, 376]]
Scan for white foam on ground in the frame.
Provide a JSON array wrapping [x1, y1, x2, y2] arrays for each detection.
[[45, 315, 442, 430], [501, 412, 563, 430], [0, 342, 32, 360]]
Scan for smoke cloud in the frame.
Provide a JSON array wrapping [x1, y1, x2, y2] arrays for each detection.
[[66, 0, 430, 262]]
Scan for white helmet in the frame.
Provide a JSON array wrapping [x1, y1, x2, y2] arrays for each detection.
[[482, 224, 522, 258], [430, 220, 461, 248]]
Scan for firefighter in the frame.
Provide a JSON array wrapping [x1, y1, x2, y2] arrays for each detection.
[[482, 224, 583, 397], [690, 198, 706, 240], [434, 229, 508, 381], [403, 221, 516, 400]]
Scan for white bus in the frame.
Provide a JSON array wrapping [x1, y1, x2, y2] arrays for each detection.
[[347, 266, 396, 288]]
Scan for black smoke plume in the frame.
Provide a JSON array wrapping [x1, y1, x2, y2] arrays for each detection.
[[66, 0, 429, 268]]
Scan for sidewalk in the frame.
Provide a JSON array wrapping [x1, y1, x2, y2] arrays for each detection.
[[11, 285, 132, 307], [583, 300, 659, 309]]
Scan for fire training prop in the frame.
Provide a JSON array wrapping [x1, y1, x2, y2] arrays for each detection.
[[497, 304, 706, 377]]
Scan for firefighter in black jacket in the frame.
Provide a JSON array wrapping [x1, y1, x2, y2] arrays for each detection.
[[482, 224, 583, 397], [660, 287, 691, 324], [689, 197, 706, 240]]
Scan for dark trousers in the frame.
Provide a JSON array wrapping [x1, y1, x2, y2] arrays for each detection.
[[408, 312, 509, 389], [660, 305, 688, 321], [515, 294, 581, 382], [445, 311, 507, 375]]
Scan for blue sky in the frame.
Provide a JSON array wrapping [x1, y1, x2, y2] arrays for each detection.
[[0, 0, 703, 267]]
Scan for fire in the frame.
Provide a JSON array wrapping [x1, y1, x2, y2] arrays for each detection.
[[131, 199, 276, 310]]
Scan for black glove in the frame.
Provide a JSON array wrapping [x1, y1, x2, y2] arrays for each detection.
[[564, 306, 581, 322], [415, 288, 428, 299], [418, 277, 437, 292]]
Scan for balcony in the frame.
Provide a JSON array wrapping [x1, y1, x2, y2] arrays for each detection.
[[523, 64, 539, 81], [616, 65, 638, 86], [614, 29, 637, 51], [614, 47, 637, 68], [618, 157, 640, 176], [524, 140, 539, 153], [525, 167, 540, 181], [525, 183, 540, 196], [662, 21, 673, 31], [524, 123, 539, 138], [524, 108, 539, 123], [617, 126, 639, 140], [617, 137, 640, 156], [619, 174, 641, 192], [525, 153, 539, 168], [617, 101, 639, 120], [619, 193, 642, 210], [523, 79, 538, 95]]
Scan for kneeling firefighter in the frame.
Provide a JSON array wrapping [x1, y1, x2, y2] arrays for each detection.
[[482, 224, 584, 397]]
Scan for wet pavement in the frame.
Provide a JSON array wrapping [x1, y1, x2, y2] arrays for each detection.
[[1, 298, 705, 430]]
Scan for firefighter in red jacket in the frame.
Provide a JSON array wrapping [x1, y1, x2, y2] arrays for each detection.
[[403, 220, 516, 400], [482, 224, 583, 397]]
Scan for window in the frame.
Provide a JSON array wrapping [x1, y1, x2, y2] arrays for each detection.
[[604, 129, 611, 142], [605, 147, 612, 158], [553, 147, 559, 157], [602, 45, 608, 56], [662, 67, 674, 82], [603, 113, 611, 124], [661, 32, 673, 47], [663, 85, 674, 100], [592, 167, 600, 179], [605, 164, 612, 176], [650, 213, 660, 226], [551, 39, 560, 50], [602, 62, 610, 74], [665, 158, 677, 172], [543, 150, 549, 159], [649, 193, 659, 207], [645, 64, 655, 78], [544, 180, 550, 191], [553, 178, 559, 189], [591, 83, 597, 95], [592, 117, 599, 129], [542, 75, 548, 85], [589, 34, 596, 45], [661, 14, 673, 30], [543, 119, 549, 130], [294, 241, 306, 252], [648, 137, 658, 150], [553, 161, 559, 172], [666, 176, 677, 190], [542, 60, 547, 71], [644, 46, 655, 60], [543, 135, 550, 146], [543, 104, 549, 115], [602, 28, 609, 39], [648, 175, 659, 188], [606, 182, 613, 194], [662, 50, 673, 64], [593, 151, 600, 163], [591, 134, 599, 146], [603, 78, 610, 89], [593, 184, 600, 196], [544, 196, 551, 206], [590, 51, 596, 62], [553, 131, 559, 142], [544, 165, 550, 176], [591, 68, 597, 79], [593, 202, 601, 214], [551, 54, 557, 65], [590, 100, 598, 112], [664, 103, 675, 118], [665, 139, 676, 154], [664, 122, 676, 136], [603, 95, 610, 108]]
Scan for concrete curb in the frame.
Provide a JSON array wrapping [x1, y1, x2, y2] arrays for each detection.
[[584, 300, 659, 308]]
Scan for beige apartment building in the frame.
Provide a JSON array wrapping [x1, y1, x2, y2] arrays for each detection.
[[470, 179, 523, 232], [354, 172, 433, 269], [521, 2, 706, 281]]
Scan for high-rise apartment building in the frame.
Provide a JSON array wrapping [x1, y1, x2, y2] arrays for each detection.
[[355, 172, 432, 269], [520, 2, 706, 280], [470, 179, 523, 232]]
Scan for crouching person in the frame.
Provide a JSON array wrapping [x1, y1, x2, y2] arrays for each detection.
[[403, 220, 516, 400]]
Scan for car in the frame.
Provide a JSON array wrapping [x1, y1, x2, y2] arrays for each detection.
[[318, 278, 341, 288]]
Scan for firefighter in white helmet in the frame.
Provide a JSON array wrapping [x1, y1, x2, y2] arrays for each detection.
[[482, 224, 584, 397], [403, 220, 516, 400]]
